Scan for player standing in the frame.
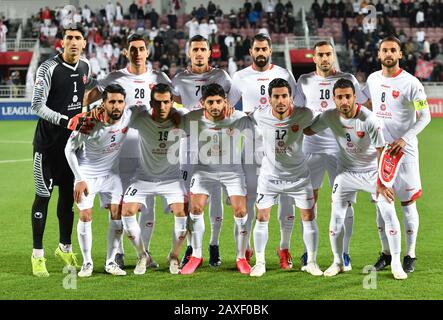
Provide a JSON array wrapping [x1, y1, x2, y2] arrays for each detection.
[[178, 84, 252, 275], [65, 84, 144, 277], [172, 35, 232, 268], [305, 78, 407, 280], [121, 84, 188, 274], [84, 33, 171, 269], [228, 33, 299, 270], [30, 23, 93, 277], [364, 36, 431, 273], [295, 41, 367, 271]]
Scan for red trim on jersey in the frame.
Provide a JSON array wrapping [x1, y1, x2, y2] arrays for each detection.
[[409, 189, 422, 202], [354, 104, 362, 118], [251, 63, 274, 71], [392, 68, 403, 78]]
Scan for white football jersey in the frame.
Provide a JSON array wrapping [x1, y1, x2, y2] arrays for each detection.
[[182, 109, 249, 174], [97, 67, 172, 158], [228, 64, 298, 113], [172, 67, 232, 110], [66, 108, 137, 181], [233, 106, 315, 179], [296, 70, 367, 154], [310, 105, 385, 172], [364, 69, 428, 160], [131, 111, 182, 180]]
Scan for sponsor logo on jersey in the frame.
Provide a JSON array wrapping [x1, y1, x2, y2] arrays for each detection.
[[277, 140, 285, 147], [380, 103, 387, 111], [257, 78, 270, 81], [159, 142, 166, 148], [321, 101, 328, 108], [392, 90, 400, 99], [319, 82, 331, 86], [347, 141, 354, 148], [133, 80, 145, 83], [291, 124, 299, 132], [342, 125, 354, 129], [70, 74, 79, 77], [260, 97, 268, 104], [357, 131, 365, 138], [381, 84, 390, 89]]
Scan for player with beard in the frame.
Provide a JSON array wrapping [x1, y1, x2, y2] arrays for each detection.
[[228, 33, 299, 271], [363, 36, 431, 273], [295, 41, 367, 272], [84, 34, 171, 269], [171, 35, 232, 268], [65, 84, 148, 277]]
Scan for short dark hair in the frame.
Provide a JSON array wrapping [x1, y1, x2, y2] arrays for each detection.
[[62, 22, 85, 38], [189, 35, 210, 47], [127, 33, 148, 47], [150, 83, 173, 101], [102, 83, 126, 101], [201, 83, 226, 100], [313, 40, 334, 51], [268, 78, 292, 97], [379, 35, 402, 50], [332, 78, 355, 95], [252, 33, 272, 48]]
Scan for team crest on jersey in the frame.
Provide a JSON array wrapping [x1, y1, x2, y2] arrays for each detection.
[[392, 90, 400, 99], [122, 127, 129, 134], [291, 124, 299, 132], [356, 131, 365, 138], [82, 74, 88, 84], [321, 101, 328, 109], [380, 104, 387, 111]]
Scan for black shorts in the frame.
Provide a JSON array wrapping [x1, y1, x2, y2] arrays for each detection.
[[33, 146, 74, 197]]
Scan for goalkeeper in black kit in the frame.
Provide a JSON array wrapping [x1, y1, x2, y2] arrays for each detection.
[[30, 23, 95, 277]]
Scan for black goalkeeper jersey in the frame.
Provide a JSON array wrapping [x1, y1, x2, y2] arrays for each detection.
[[31, 54, 92, 152]]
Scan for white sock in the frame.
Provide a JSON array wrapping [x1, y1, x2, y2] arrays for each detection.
[[278, 195, 294, 250], [301, 203, 318, 253], [106, 215, 123, 264], [122, 215, 145, 257], [377, 199, 402, 269], [189, 213, 205, 258], [59, 243, 72, 253], [77, 220, 92, 264], [234, 215, 248, 259], [376, 205, 391, 254], [343, 204, 354, 254], [302, 219, 319, 263], [330, 202, 347, 264], [138, 199, 155, 252], [253, 220, 268, 264], [32, 249, 44, 258], [402, 203, 419, 258], [172, 216, 187, 257], [209, 186, 223, 246], [234, 197, 255, 249]]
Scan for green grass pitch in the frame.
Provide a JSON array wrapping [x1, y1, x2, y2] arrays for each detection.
[[0, 119, 442, 300]]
